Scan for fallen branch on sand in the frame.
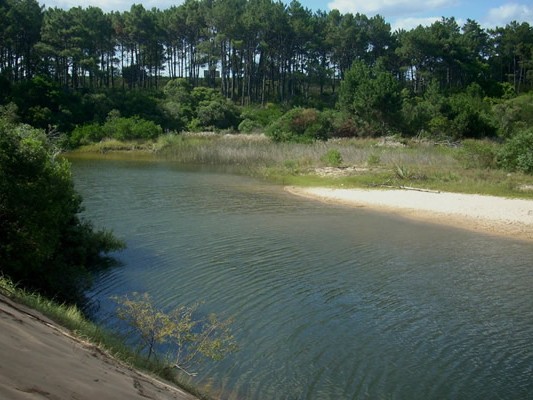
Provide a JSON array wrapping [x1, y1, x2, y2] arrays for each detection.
[[369, 184, 441, 193]]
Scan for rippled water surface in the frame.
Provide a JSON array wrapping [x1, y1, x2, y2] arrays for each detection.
[[71, 157, 533, 400]]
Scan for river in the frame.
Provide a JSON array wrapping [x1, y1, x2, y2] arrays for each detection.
[[71, 156, 533, 400]]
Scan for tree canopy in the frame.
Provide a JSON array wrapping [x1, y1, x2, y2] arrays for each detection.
[[1, 0, 533, 101], [1, 0, 533, 150], [0, 118, 124, 302]]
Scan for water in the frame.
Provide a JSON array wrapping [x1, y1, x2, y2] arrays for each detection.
[[71, 156, 533, 400]]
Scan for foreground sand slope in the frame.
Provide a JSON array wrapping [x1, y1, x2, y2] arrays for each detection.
[[0, 294, 197, 400], [286, 187, 533, 242]]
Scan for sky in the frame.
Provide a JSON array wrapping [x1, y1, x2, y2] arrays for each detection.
[[39, 0, 533, 31]]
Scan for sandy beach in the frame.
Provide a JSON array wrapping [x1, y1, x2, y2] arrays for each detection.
[[0, 294, 197, 400], [286, 186, 533, 242]]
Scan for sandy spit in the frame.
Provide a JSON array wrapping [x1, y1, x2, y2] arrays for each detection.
[[0, 294, 197, 400], [286, 186, 533, 242]]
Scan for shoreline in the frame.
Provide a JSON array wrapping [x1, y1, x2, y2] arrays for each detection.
[[0, 294, 197, 400], [286, 186, 533, 242]]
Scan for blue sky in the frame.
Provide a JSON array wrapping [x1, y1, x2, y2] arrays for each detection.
[[41, 0, 533, 31]]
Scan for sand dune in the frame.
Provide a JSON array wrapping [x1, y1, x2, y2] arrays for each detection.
[[0, 294, 197, 400]]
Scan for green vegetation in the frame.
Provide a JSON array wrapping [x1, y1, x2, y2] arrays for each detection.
[[266, 108, 331, 143], [113, 292, 237, 374], [1, 0, 533, 390], [1, 1, 533, 191], [338, 61, 402, 135], [69, 134, 533, 199], [321, 148, 343, 167], [497, 129, 533, 173], [1, 3, 532, 396], [1, 0, 533, 153], [70, 113, 163, 147], [0, 119, 124, 303]]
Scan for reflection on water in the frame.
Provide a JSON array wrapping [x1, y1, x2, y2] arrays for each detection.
[[72, 157, 533, 400]]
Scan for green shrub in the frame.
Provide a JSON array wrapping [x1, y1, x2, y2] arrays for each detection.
[[190, 86, 221, 106], [321, 148, 343, 167], [163, 79, 242, 132], [196, 99, 241, 130], [240, 103, 284, 127], [70, 123, 104, 147], [161, 101, 193, 131], [327, 111, 363, 138], [266, 108, 331, 143], [339, 61, 402, 130], [428, 115, 451, 137], [103, 116, 162, 140], [0, 119, 124, 302], [68, 116, 163, 147], [446, 93, 497, 139], [163, 78, 192, 103], [492, 93, 533, 138], [238, 118, 262, 133], [497, 129, 533, 173], [456, 139, 498, 169], [187, 118, 202, 132]]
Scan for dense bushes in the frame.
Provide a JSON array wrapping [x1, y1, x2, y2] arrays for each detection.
[[497, 129, 533, 173], [162, 79, 241, 131], [401, 83, 497, 139], [0, 119, 124, 302], [238, 103, 284, 133], [194, 98, 241, 130], [2, 72, 533, 179], [339, 61, 402, 133], [70, 113, 163, 147], [492, 93, 533, 138], [266, 108, 331, 143], [104, 114, 163, 141]]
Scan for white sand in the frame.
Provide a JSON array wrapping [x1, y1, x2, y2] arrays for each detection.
[[0, 294, 197, 400], [286, 186, 533, 242]]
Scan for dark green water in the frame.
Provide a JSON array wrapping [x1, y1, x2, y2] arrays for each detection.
[[71, 157, 533, 400]]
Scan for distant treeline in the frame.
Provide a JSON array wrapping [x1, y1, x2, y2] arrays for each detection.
[[1, 0, 533, 103]]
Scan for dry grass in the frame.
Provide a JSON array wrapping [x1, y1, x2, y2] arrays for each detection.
[[69, 133, 533, 199]]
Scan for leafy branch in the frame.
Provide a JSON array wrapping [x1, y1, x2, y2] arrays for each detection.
[[112, 292, 237, 375]]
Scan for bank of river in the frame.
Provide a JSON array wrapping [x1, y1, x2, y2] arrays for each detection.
[[286, 186, 533, 242], [0, 293, 197, 400], [72, 157, 533, 400]]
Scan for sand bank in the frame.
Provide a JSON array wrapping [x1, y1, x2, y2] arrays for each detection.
[[286, 186, 533, 242], [0, 294, 197, 400]]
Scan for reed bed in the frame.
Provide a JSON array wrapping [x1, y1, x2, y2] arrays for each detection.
[[70, 132, 533, 199], [155, 133, 455, 168]]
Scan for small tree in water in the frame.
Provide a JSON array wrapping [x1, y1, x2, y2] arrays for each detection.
[[113, 292, 237, 374]]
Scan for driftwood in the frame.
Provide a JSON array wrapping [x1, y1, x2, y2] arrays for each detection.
[[369, 183, 440, 194]]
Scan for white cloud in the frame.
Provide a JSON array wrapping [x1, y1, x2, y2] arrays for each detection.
[[41, 0, 124, 11], [390, 16, 440, 31], [40, 0, 179, 12], [327, 0, 456, 17], [391, 16, 466, 32], [483, 3, 533, 27]]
